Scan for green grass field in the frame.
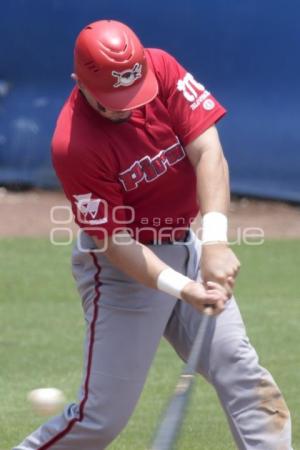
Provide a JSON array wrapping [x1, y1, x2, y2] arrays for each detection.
[[0, 239, 299, 450]]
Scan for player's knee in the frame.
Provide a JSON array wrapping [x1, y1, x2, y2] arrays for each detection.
[[208, 334, 259, 385]]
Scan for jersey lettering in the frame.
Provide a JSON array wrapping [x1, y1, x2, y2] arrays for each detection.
[[139, 156, 158, 181], [119, 140, 185, 192], [165, 144, 186, 165], [177, 73, 205, 102], [118, 161, 144, 192], [151, 153, 168, 176], [177, 73, 214, 111]]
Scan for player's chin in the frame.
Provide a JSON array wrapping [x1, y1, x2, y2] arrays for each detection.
[[110, 112, 132, 123]]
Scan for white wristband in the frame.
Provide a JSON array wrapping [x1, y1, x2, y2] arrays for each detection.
[[157, 268, 191, 300], [202, 212, 228, 243]]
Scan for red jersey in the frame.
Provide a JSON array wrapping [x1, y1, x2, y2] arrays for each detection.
[[52, 49, 226, 243]]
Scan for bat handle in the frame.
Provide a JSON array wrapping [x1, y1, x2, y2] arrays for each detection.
[[203, 305, 214, 315]]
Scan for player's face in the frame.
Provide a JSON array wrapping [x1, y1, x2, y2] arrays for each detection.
[[77, 80, 132, 123], [95, 102, 132, 123]]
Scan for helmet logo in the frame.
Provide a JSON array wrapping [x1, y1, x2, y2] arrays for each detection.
[[112, 63, 142, 88]]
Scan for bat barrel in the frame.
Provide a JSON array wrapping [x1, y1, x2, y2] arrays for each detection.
[[149, 311, 213, 450]]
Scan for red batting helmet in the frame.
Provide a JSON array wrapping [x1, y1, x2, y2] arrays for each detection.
[[74, 20, 158, 111]]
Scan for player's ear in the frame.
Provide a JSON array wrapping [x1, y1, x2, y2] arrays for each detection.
[[71, 73, 86, 92], [72, 75, 86, 92], [71, 73, 78, 83]]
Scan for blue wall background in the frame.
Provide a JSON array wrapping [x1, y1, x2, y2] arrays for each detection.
[[0, 0, 299, 200]]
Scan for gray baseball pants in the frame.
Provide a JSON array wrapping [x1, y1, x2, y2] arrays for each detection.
[[14, 231, 292, 450]]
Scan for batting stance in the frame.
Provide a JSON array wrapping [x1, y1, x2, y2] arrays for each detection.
[[14, 20, 292, 450]]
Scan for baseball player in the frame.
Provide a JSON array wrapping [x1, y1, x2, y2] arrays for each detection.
[[14, 20, 292, 450]]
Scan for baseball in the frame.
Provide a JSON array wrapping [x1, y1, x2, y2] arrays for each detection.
[[27, 388, 66, 416]]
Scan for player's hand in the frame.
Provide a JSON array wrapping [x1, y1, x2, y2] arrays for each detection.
[[200, 243, 240, 296], [181, 280, 229, 316]]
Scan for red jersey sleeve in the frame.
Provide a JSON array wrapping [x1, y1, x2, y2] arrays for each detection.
[[52, 139, 126, 240], [147, 49, 226, 146]]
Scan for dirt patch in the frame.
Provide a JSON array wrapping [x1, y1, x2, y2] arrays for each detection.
[[256, 378, 290, 434], [228, 198, 300, 240], [0, 188, 300, 239]]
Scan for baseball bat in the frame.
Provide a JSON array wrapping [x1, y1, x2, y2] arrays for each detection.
[[149, 307, 213, 450]]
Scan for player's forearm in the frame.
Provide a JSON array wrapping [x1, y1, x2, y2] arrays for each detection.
[[93, 233, 168, 289], [92, 233, 228, 314]]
